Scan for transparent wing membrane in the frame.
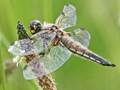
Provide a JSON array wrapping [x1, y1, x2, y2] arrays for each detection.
[[23, 55, 48, 79], [55, 3, 77, 29], [8, 31, 56, 55], [42, 44, 71, 73], [23, 45, 71, 79], [69, 28, 91, 48], [8, 38, 41, 55]]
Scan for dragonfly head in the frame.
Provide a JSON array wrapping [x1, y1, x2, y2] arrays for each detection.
[[29, 20, 42, 35]]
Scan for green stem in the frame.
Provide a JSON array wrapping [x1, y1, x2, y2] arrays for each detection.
[[0, 27, 6, 90]]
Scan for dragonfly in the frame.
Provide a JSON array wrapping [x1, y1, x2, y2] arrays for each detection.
[[8, 3, 116, 80]]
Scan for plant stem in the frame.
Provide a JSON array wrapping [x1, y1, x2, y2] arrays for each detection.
[[0, 27, 6, 90]]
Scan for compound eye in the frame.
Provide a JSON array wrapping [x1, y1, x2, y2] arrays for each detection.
[[29, 20, 42, 34]]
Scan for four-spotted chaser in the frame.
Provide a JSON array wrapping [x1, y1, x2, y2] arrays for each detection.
[[8, 4, 116, 80]]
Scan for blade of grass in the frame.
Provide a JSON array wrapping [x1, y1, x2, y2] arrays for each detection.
[[0, 26, 6, 90], [0, 32, 10, 49]]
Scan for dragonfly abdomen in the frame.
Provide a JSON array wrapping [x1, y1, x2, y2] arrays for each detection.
[[61, 36, 115, 67]]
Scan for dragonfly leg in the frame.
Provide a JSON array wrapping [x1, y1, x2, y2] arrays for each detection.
[[45, 41, 50, 54], [54, 35, 63, 46], [54, 39, 60, 46]]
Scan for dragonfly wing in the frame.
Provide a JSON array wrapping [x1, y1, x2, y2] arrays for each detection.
[[23, 43, 71, 79], [8, 31, 56, 55], [55, 3, 77, 29], [23, 55, 49, 80], [42, 44, 71, 73], [8, 38, 39, 55], [69, 28, 91, 48]]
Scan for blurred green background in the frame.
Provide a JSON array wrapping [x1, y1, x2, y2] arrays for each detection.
[[0, 0, 120, 90]]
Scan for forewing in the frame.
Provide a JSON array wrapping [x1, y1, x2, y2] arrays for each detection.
[[55, 3, 77, 29], [8, 31, 56, 55], [23, 44, 71, 79], [69, 28, 91, 48]]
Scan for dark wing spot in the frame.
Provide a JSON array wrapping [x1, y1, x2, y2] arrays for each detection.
[[62, 12, 65, 16], [23, 65, 28, 70], [65, 3, 69, 6], [10, 42, 15, 46], [80, 28, 85, 30]]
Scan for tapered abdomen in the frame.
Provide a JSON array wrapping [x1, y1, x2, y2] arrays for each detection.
[[61, 36, 115, 67]]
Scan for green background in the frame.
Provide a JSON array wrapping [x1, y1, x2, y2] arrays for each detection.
[[0, 0, 120, 90]]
